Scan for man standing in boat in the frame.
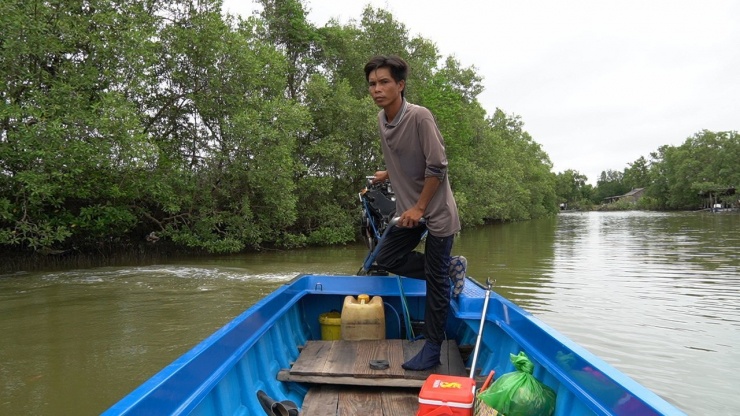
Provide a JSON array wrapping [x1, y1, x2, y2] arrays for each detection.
[[364, 54, 467, 371]]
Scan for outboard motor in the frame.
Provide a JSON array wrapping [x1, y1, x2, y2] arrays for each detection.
[[359, 176, 396, 253]]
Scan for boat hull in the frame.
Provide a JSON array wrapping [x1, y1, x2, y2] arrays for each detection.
[[103, 274, 685, 416]]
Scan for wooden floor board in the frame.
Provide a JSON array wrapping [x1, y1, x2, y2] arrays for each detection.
[[290, 341, 333, 375], [338, 388, 383, 415], [301, 385, 340, 415], [301, 385, 419, 416], [381, 389, 421, 415], [327, 341, 358, 377]]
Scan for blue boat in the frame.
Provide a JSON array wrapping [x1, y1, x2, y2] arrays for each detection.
[[103, 274, 685, 416]]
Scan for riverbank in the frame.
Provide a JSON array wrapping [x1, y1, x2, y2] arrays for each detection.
[[4, 208, 737, 273], [0, 243, 212, 274]]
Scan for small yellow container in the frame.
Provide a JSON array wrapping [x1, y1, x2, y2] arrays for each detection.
[[319, 311, 341, 340], [341, 294, 385, 340]]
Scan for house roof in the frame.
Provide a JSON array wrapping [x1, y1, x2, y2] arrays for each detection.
[[623, 188, 645, 197], [602, 188, 645, 202]]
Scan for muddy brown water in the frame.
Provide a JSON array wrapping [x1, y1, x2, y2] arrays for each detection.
[[1, 211, 738, 415]]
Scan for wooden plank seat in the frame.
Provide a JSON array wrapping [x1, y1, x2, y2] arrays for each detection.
[[278, 339, 467, 388]]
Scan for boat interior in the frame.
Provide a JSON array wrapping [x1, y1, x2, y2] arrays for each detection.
[[281, 339, 471, 415]]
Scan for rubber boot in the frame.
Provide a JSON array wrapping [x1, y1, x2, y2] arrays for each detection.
[[402, 341, 441, 371]]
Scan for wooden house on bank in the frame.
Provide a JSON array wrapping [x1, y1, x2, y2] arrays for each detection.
[[602, 188, 645, 204]]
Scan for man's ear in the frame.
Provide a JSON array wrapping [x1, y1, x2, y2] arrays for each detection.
[[399, 79, 405, 93]]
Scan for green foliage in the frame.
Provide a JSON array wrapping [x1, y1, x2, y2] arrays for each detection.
[[255, 0, 321, 99], [555, 170, 592, 205], [296, 76, 378, 245], [643, 130, 739, 209], [451, 109, 558, 224], [568, 199, 595, 211], [591, 130, 738, 211], [635, 196, 661, 210], [0, 0, 160, 251], [591, 170, 630, 203], [15, 0, 732, 256], [623, 156, 650, 190], [597, 198, 638, 211]]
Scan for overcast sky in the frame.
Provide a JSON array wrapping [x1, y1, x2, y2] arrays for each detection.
[[223, 0, 739, 184]]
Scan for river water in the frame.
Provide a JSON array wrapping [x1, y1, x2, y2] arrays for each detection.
[[1, 211, 738, 415]]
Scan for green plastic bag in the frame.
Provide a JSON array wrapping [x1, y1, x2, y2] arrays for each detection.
[[477, 351, 556, 416]]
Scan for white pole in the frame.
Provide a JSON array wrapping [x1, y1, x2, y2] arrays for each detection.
[[469, 279, 493, 379]]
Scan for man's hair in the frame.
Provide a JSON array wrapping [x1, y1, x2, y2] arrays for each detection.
[[364, 55, 409, 98]]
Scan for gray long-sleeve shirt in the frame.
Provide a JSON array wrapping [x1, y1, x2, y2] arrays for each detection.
[[377, 101, 461, 237]]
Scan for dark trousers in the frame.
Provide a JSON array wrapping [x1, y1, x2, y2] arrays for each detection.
[[374, 225, 453, 344]]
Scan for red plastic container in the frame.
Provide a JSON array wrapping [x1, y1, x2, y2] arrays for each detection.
[[417, 374, 476, 416]]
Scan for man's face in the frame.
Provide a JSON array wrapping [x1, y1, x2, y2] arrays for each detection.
[[368, 67, 404, 108]]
